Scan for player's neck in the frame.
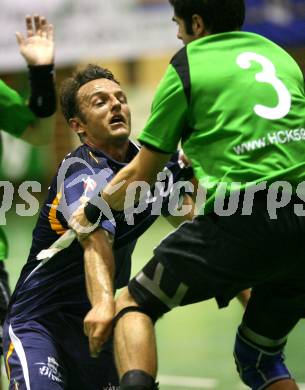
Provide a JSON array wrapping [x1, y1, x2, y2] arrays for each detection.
[[86, 139, 130, 162], [104, 142, 130, 162]]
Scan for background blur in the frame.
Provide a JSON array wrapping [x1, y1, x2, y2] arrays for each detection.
[[1, 1, 305, 389]]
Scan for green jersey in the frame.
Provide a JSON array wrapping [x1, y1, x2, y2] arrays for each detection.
[[138, 32, 305, 212], [0, 80, 35, 259], [0, 79, 35, 138]]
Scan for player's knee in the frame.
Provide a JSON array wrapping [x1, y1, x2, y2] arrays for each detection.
[[115, 287, 139, 315], [114, 287, 162, 327], [234, 326, 291, 390]]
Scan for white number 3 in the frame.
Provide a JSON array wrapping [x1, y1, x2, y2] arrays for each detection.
[[236, 52, 291, 120]]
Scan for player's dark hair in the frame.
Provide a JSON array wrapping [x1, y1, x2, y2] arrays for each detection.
[[59, 64, 120, 123], [168, 0, 245, 35]]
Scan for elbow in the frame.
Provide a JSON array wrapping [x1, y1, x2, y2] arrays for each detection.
[[21, 116, 55, 146]]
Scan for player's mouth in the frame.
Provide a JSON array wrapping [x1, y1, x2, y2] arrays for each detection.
[[109, 114, 126, 129]]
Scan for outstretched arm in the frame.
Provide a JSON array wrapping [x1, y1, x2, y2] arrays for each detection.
[[103, 146, 170, 211], [16, 15, 56, 145]]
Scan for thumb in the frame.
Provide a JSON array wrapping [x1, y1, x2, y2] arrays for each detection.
[[83, 321, 89, 337], [15, 32, 25, 46]]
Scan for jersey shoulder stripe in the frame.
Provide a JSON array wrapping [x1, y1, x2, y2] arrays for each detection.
[[171, 46, 191, 105]]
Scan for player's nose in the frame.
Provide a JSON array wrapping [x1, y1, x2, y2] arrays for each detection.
[[110, 95, 121, 110]]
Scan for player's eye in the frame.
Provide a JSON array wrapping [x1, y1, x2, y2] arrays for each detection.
[[118, 95, 127, 104], [95, 99, 106, 106]]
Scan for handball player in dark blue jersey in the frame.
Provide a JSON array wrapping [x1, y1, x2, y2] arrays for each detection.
[[2, 64, 195, 390]]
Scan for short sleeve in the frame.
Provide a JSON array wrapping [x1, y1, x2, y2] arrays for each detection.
[[58, 160, 116, 236], [0, 80, 36, 137], [138, 64, 188, 153]]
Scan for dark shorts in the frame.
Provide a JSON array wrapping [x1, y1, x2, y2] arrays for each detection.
[[129, 196, 305, 339], [3, 313, 119, 390]]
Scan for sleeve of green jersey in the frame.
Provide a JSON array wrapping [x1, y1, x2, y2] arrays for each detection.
[[138, 64, 188, 154], [0, 79, 36, 137]]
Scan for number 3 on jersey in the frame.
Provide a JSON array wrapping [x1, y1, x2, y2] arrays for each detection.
[[236, 52, 291, 120]]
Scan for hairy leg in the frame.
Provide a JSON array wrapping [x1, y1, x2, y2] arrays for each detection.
[[114, 287, 158, 378]]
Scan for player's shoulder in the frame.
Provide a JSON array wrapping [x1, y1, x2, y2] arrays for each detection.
[[55, 141, 140, 182], [64, 144, 94, 161], [60, 144, 110, 170], [240, 32, 301, 71], [170, 45, 188, 66], [234, 31, 291, 57]]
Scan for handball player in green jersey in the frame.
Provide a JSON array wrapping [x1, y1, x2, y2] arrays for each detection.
[[0, 14, 56, 389], [70, 1, 305, 389]]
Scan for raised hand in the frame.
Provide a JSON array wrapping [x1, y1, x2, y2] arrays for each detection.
[[16, 15, 54, 66]]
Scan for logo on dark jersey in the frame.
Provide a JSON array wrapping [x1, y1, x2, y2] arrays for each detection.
[[103, 384, 119, 390], [35, 356, 63, 383], [83, 177, 97, 194]]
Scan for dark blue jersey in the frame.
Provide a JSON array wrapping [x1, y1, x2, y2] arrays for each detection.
[[8, 141, 193, 322]]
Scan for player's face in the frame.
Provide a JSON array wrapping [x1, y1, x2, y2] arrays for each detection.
[[76, 78, 131, 148], [172, 15, 195, 45]]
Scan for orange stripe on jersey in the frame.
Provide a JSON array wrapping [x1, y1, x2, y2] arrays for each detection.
[[5, 341, 14, 381], [48, 192, 67, 236], [89, 151, 99, 164]]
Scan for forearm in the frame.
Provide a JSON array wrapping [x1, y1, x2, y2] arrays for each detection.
[[103, 159, 142, 211], [82, 230, 115, 306], [103, 147, 170, 211], [80, 229, 116, 355], [20, 64, 56, 145]]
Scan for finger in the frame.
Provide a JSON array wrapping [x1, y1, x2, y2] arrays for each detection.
[[90, 324, 113, 357], [47, 23, 54, 42], [84, 322, 102, 357], [40, 16, 48, 38], [15, 32, 25, 46], [83, 321, 89, 337], [89, 337, 102, 358], [33, 14, 41, 36], [25, 15, 34, 38]]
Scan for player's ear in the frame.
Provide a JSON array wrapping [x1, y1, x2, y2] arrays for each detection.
[[191, 14, 207, 38], [69, 118, 86, 138]]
